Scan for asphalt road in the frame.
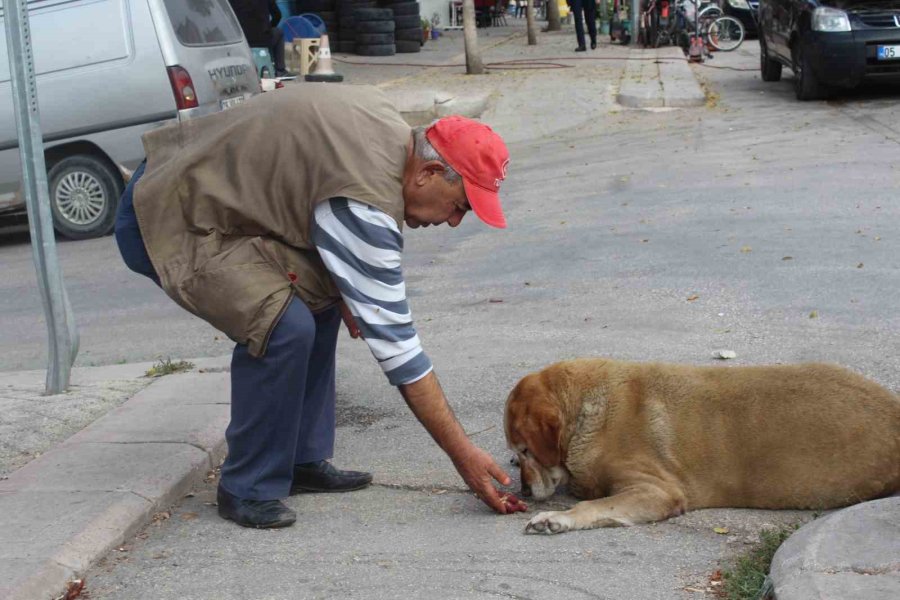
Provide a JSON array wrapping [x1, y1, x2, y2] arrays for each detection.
[[3, 27, 900, 599]]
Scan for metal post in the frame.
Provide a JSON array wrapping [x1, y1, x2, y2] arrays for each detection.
[[631, 0, 640, 45], [3, 0, 79, 394]]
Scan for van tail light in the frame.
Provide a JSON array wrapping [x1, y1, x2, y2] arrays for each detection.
[[166, 66, 199, 110]]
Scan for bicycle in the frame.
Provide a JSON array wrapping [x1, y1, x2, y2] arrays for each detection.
[[663, 0, 744, 56]]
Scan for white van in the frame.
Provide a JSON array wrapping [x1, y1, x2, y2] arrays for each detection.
[[0, 0, 261, 239]]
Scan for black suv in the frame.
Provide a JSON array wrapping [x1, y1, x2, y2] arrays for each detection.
[[758, 0, 900, 99]]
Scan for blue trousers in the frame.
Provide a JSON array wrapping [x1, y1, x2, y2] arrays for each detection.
[[114, 162, 340, 501]]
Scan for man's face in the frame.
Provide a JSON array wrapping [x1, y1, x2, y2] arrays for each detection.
[[403, 162, 471, 229]]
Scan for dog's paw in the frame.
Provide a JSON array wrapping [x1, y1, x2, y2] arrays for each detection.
[[525, 511, 575, 535]]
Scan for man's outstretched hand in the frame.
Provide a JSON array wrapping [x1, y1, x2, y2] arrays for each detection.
[[452, 446, 528, 514]]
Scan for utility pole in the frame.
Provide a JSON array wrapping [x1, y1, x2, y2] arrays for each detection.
[[462, 0, 484, 74], [526, 0, 537, 44], [632, 0, 641, 45], [3, 0, 79, 394]]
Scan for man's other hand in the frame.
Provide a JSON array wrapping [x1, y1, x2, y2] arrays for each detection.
[[338, 300, 362, 339]]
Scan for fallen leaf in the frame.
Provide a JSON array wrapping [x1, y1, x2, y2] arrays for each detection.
[[686, 294, 700, 302], [488, 298, 504, 303], [857, 263, 864, 269], [180, 512, 199, 521], [782, 256, 793, 261], [809, 310, 819, 319], [714, 527, 729, 534], [740, 246, 752, 253]]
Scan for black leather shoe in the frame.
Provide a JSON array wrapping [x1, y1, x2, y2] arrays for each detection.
[[217, 485, 296, 529], [291, 460, 373, 494], [591, 40, 597, 50], [575, 46, 587, 52]]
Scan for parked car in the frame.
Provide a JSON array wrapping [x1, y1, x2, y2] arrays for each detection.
[[0, 0, 260, 239], [758, 0, 900, 100], [722, 0, 759, 37]]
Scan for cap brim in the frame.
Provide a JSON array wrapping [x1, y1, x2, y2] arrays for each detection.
[[463, 179, 507, 229]]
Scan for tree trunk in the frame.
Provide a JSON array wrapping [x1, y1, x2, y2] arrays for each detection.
[[546, 0, 561, 31], [462, 0, 484, 74], [526, 0, 537, 45]]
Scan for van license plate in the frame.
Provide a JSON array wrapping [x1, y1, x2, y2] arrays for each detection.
[[877, 45, 900, 60], [220, 95, 245, 110]]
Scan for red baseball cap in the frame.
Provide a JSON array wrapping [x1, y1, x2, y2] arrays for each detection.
[[425, 116, 510, 228]]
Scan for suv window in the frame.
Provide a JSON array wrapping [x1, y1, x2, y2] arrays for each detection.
[[163, 0, 243, 46]]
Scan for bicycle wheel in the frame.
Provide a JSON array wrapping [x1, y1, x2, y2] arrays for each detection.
[[697, 4, 722, 20], [707, 15, 744, 51]]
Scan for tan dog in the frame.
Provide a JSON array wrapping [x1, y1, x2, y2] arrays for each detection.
[[504, 358, 900, 534]]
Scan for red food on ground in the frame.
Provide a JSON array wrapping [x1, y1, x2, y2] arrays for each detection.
[[499, 493, 528, 513]]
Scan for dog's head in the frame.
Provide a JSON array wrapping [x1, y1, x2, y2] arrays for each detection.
[[504, 370, 570, 500]]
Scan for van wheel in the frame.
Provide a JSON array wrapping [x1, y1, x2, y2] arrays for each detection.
[[48, 155, 122, 240], [792, 42, 826, 101], [760, 38, 782, 82]]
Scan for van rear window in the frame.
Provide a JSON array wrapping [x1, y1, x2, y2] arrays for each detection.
[[163, 0, 244, 46]]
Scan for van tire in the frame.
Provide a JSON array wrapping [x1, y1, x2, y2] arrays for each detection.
[[48, 155, 122, 240], [759, 37, 782, 82]]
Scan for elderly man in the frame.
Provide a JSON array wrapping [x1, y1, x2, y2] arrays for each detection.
[[114, 85, 519, 528]]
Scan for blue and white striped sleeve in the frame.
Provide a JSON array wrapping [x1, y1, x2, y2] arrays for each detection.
[[312, 197, 433, 386]]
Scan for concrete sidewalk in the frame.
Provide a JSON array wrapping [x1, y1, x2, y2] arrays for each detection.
[[0, 359, 230, 600], [617, 46, 707, 108]]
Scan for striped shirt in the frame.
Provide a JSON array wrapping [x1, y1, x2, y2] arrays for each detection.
[[312, 197, 433, 386]]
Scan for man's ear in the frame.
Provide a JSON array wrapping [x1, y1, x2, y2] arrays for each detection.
[[416, 160, 446, 185]]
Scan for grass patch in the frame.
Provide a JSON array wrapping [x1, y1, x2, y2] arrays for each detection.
[[145, 358, 195, 378], [720, 524, 800, 600]]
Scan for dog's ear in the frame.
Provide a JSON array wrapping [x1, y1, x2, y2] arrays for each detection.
[[530, 405, 563, 467]]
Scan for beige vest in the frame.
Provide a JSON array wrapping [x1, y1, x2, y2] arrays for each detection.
[[134, 84, 410, 357]]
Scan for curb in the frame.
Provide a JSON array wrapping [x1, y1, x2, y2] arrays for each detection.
[[617, 47, 706, 109], [0, 368, 230, 600], [387, 89, 493, 125]]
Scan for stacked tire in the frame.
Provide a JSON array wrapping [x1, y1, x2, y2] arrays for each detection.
[[336, 0, 376, 53], [295, 0, 338, 43], [384, 1, 422, 53], [354, 7, 395, 56]]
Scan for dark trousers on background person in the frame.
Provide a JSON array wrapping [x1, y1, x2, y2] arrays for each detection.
[[573, 0, 597, 49], [268, 26, 286, 72], [114, 163, 340, 502]]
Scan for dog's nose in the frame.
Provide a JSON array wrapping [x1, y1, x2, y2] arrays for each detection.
[[520, 484, 532, 498]]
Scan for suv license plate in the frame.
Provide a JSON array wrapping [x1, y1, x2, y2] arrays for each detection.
[[877, 45, 900, 60], [220, 95, 245, 110]]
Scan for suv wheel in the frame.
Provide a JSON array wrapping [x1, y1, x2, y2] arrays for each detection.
[[760, 37, 782, 82], [48, 154, 122, 240], [792, 41, 826, 101]]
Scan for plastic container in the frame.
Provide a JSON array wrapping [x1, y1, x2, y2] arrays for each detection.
[[280, 14, 325, 43]]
